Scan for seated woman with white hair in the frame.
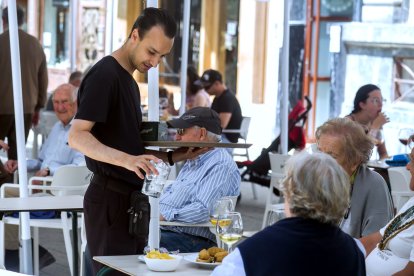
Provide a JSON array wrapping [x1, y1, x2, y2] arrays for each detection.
[[212, 152, 366, 276]]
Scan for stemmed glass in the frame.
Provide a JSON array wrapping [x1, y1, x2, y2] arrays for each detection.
[[398, 128, 414, 153], [409, 134, 414, 150], [216, 212, 243, 253], [209, 197, 234, 226]]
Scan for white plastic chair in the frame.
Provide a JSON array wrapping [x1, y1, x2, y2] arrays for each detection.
[[388, 166, 413, 212], [222, 116, 251, 160], [31, 111, 59, 159], [0, 165, 92, 275], [223, 117, 256, 199], [262, 152, 289, 229]]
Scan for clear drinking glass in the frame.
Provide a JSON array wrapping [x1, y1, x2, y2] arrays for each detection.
[[209, 198, 235, 226], [141, 160, 171, 198], [266, 208, 286, 227], [409, 135, 414, 150], [216, 212, 243, 253]]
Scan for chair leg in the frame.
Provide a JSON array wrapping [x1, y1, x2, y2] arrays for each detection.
[[0, 221, 5, 269], [250, 183, 257, 200], [61, 212, 74, 275], [80, 214, 86, 276], [33, 227, 39, 275]]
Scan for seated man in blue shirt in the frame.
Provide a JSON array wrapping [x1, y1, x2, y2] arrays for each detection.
[[3, 83, 84, 271], [159, 107, 240, 253], [4, 83, 84, 182]]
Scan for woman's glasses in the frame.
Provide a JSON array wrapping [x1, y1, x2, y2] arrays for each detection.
[[368, 97, 386, 105]]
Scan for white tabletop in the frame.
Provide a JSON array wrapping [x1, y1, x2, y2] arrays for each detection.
[[366, 160, 390, 169], [0, 195, 83, 213], [94, 254, 214, 276]]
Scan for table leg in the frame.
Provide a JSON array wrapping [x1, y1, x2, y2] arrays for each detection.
[[72, 211, 79, 276]]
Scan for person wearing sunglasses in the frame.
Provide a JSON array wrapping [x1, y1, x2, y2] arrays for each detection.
[[346, 84, 390, 160], [195, 69, 243, 152], [159, 107, 240, 252]]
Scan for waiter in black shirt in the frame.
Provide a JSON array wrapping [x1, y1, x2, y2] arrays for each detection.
[[68, 8, 207, 275]]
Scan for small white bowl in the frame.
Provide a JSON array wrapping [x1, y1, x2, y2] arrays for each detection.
[[144, 255, 183, 272]]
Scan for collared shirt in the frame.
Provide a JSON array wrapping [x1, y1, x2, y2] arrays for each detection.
[[159, 148, 240, 241], [27, 120, 85, 175]]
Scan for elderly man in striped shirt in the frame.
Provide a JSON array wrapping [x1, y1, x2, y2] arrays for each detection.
[[159, 107, 240, 252]]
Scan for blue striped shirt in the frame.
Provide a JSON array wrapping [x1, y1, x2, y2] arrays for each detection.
[[159, 148, 240, 241]]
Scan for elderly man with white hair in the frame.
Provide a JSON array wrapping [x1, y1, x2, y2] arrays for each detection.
[[4, 83, 84, 177], [3, 83, 84, 271]]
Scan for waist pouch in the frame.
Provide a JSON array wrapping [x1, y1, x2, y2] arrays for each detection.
[[127, 191, 150, 238]]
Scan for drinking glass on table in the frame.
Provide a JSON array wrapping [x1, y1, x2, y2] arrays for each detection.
[[216, 212, 243, 253], [209, 197, 235, 226]]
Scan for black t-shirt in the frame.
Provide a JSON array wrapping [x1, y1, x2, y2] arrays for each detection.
[[75, 56, 144, 185], [211, 89, 242, 143]]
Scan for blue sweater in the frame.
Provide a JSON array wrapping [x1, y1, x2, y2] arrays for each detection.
[[238, 217, 366, 276]]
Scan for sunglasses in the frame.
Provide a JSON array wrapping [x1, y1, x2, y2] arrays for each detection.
[[177, 128, 185, 136]]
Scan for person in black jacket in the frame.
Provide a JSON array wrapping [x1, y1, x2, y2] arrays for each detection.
[[212, 151, 366, 276]]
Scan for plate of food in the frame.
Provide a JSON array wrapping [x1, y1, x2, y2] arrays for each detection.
[[184, 247, 228, 268]]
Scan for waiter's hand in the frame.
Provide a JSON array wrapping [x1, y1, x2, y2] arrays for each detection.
[[173, 147, 211, 162], [4, 160, 17, 173], [126, 154, 160, 179]]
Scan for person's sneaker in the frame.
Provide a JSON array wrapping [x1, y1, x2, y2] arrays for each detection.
[[38, 245, 56, 269]]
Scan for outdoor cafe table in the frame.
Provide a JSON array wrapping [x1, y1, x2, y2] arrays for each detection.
[[0, 195, 83, 276], [94, 254, 213, 275]]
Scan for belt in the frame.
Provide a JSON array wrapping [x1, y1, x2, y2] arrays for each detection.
[[91, 174, 141, 195]]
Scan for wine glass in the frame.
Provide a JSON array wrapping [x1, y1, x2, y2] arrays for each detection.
[[409, 134, 414, 150], [209, 197, 234, 226], [216, 212, 243, 253], [398, 128, 414, 153]]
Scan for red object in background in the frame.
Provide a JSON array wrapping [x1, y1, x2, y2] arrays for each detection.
[[288, 100, 307, 150]]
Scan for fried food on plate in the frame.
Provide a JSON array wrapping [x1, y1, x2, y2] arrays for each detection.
[[208, 247, 225, 257], [214, 251, 228, 262], [196, 247, 228, 263], [146, 249, 173, 259], [198, 249, 210, 260]]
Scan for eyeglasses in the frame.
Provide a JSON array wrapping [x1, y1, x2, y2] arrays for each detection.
[[177, 128, 185, 136], [368, 97, 386, 105]]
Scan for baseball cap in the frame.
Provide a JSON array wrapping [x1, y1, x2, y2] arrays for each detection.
[[194, 69, 222, 88], [167, 107, 222, 135]]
